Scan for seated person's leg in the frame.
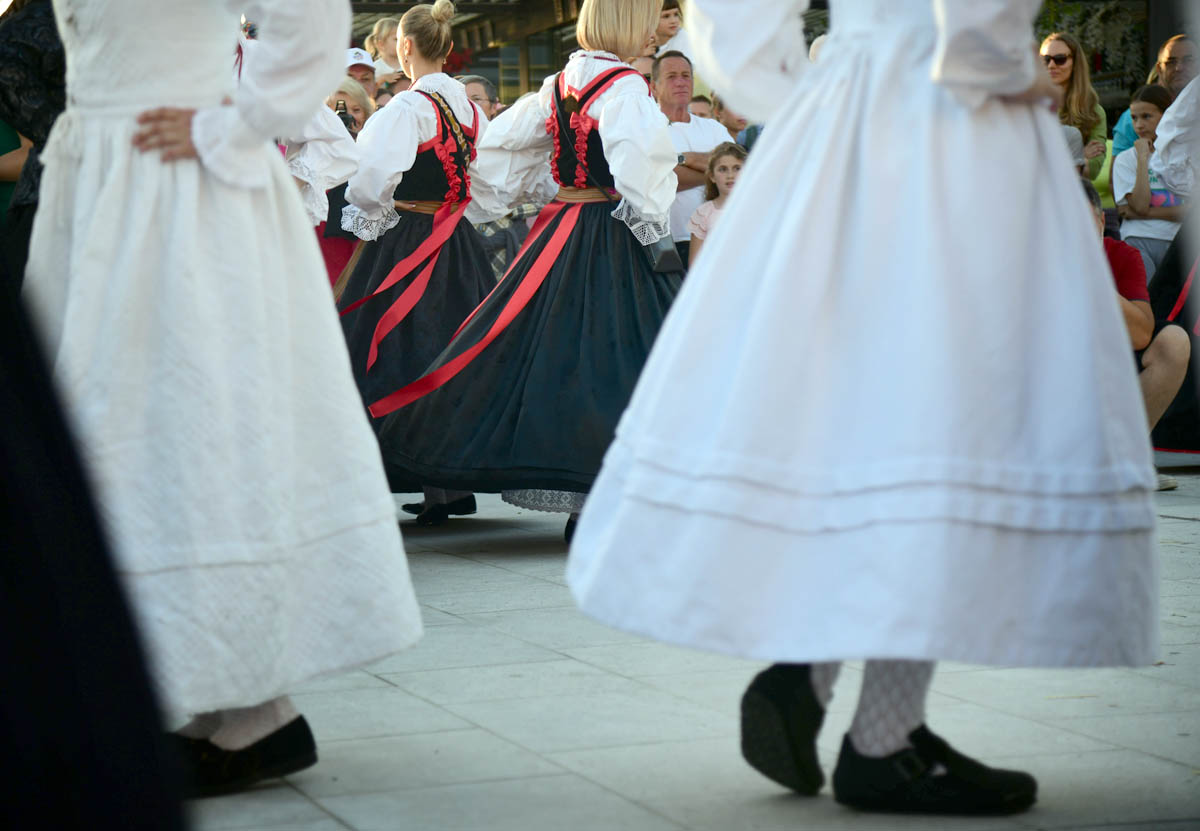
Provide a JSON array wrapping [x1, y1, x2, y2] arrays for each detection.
[[1139, 323, 1191, 430]]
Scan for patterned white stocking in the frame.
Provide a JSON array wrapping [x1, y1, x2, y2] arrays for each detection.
[[848, 660, 935, 757], [809, 662, 842, 708], [208, 696, 300, 751]]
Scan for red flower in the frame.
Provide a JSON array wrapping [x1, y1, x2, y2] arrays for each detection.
[[443, 47, 474, 75]]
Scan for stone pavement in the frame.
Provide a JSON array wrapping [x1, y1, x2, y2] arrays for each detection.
[[192, 468, 1200, 831]]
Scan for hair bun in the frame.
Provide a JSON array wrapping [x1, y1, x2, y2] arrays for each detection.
[[430, 0, 455, 24]]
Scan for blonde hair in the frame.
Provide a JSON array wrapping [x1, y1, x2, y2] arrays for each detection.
[[1041, 33, 1101, 139], [328, 77, 376, 120], [364, 17, 400, 61], [576, 0, 661, 62], [400, 1, 456, 63]]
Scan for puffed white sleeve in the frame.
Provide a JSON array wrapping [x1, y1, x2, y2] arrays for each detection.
[[930, 0, 1040, 109], [340, 99, 421, 241], [688, 0, 809, 123], [465, 78, 559, 224], [283, 105, 359, 226], [1151, 77, 1198, 197], [194, 0, 350, 188], [597, 82, 678, 244]]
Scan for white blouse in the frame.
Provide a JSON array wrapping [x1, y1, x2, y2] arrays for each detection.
[[688, 0, 1040, 120], [283, 105, 359, 226], [341, 73, 487, 241], [191, 0, 349, 189], [465, 50, 678, 244]]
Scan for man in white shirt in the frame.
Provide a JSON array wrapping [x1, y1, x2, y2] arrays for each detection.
[[655, 51, 731, 268]]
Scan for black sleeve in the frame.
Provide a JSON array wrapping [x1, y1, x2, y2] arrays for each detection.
[[0, 1, 66, 146]]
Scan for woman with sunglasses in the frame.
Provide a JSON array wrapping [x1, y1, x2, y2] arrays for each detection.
[[1041, 32, 1107, 179]]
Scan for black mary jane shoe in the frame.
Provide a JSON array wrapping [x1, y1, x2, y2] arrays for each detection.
[[172, 716, 318, 799], [740, 663, 826, 795], [403, 494, 477, 517], [414, 503, 451, 526], [832, 725, 1037, 815]]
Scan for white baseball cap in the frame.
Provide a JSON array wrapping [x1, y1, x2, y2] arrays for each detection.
[[346, 48, 373, 69]]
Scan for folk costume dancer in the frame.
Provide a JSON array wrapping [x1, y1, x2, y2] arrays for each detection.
[[568, 0, 1158, 815], [369, 0, 682, 542], [23, 0, 423, 797], [339, 0, 493, 525]]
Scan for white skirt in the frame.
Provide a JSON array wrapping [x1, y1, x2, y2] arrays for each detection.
[[25, 107, 423, 716], [568, 26, 1158, 668]]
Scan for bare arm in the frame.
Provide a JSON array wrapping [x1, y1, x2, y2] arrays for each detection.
[[675, 165, 707, 190], [0, 134, 32, 182], [1126, 140, 1153, 215], [1139, 204, 1186, 222], [1120, 296, 1154, 352]]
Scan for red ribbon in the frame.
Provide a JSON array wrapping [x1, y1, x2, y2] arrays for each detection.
[[367, 202, 582, 418], [338, 198, 470, 372], [1167, 256, 1197, 324], [449, 201, 566, 341]]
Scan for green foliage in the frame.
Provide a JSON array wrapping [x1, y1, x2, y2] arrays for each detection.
[[1036, 0, 1149, 92]]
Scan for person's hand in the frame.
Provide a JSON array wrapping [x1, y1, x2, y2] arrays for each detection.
[[1083, 139, 1106, 160], [1134, 137, 1154, 160], [1005, 61, 1064, 110], [132, 107, 199, 161], [379, 71, 405, 87], [1117, 203, 1143, 219]]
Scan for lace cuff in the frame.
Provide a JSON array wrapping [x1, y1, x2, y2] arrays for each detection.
[[611, 198, 670, 244], [288, 157, 332, 226], [341, 203, 399, 241]]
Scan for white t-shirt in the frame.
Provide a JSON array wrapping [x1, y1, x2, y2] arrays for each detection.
[[667, 115, 734, 242], [1112, 147, 1183, 243]]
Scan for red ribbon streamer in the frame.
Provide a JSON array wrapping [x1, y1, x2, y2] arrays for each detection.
[[338, 199, 470, 372], [449, 201, 567, 341], [367, 202, 583, 418], [1167, 256, 1197, 324]]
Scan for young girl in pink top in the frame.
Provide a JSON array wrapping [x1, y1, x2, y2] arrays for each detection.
[[687, 141, 746, 263]]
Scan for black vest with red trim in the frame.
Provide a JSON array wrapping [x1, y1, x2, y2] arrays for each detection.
[[393, 89, 479, 204], [548, 65, 649, 191]]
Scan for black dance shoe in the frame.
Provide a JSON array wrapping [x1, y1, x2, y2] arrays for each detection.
[[402, 494, 477, 517], [172, 716, 318, 798], [740, 663, 826, 795], [832, 725, 1037, 815], [415, 504, 451, 525]]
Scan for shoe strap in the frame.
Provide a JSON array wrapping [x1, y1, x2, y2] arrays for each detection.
[[892, 749, 930, 782]]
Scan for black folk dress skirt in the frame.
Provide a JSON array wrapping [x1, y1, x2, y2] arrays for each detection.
[[0, 297, 185, 828], [375, 201, 683, 494], [340, 211, 494, 409]]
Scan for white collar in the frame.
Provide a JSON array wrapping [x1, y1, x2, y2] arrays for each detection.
[[569, 49, 622, 63]]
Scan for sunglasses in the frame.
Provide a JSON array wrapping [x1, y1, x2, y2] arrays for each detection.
[[1042, 53, 1071, 66]]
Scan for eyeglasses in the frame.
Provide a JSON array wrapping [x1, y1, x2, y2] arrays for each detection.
[[1042, 53, 1071, 66], [1162, 56, 1197, 69]]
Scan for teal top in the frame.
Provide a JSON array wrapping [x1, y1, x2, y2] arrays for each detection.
[[0, 119, 21, 229]]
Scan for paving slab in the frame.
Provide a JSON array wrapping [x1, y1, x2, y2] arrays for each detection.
[[188, 488, 1200, 830]]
